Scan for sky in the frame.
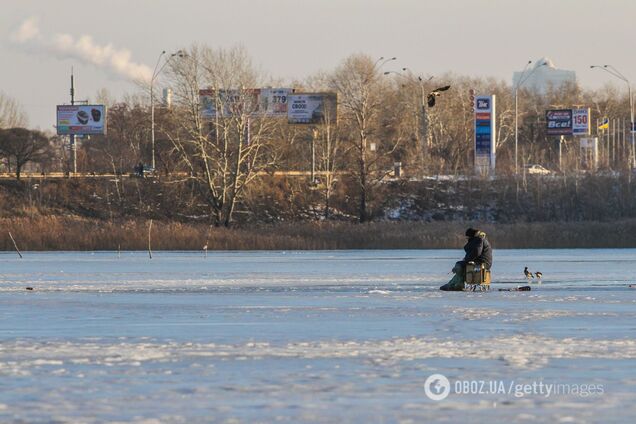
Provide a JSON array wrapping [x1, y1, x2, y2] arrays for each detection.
[[1, 0, 635, 130]]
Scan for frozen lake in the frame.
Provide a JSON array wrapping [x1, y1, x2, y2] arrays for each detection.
[[1, 249, 635, 423]]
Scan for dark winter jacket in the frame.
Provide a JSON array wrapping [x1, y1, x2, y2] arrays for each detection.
[[463, 231, 492, 269]]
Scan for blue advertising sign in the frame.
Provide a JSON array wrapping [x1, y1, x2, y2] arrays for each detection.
[[546, 109, 572, 136], [475, 98, 490, 111], [473, 96, 496, 174], [475, 118, 491, 154]]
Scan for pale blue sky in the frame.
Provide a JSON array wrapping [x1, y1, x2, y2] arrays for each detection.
[[2, 0, 634, 130]]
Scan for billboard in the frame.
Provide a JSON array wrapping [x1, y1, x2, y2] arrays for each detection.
[[199, 89, 259, 119], [199, 89, 216, 119], [57, 105, 106, 135], [259, 88, 293, 116], [546, 109, 572, 136], [579, 137, 599, 170], [473, 95, 496, 175], [199, 88, 294, 118], [287, 93, 337, 124], [572, 108, 590, 136]]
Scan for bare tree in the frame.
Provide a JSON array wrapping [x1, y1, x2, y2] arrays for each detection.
[[165, 45, 280, 226], [330, 54, 397, 222], [300, 72, 343, 218], [314, 109, 341, 218], [0, 128, 49, 180], [0, 92, 27, 129]]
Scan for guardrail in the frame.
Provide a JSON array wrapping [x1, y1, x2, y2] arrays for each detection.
[[0, 170, 348, 180], [0, 172, 119, 179]]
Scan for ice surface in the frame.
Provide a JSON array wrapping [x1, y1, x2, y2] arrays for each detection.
[[1, 249, 635, 423]]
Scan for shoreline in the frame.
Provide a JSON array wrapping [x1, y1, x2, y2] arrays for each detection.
[[3, 247, 635, 253], [2, 216, 636, 251]]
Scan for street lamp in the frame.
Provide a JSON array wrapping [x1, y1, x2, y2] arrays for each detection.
[[384, 68, 449, 174], [590, 64, 635, 168], [311, 127, 318, 184], [514, 60, 546, 175], [384, 69, 428, 171], [398, 67, 436, 104], [373, 56, 397, 70], [151, 50, 185, 171]]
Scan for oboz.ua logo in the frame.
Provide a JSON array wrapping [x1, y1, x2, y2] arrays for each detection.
[[424, 374, 451, 401]]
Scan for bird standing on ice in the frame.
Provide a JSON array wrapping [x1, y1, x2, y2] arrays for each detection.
[[524, 267, 534, 280]]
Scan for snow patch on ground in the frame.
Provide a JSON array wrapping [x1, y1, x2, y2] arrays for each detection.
[[2, 335, 635, 376]]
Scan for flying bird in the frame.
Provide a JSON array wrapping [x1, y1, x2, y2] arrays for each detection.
[[427, 85, 451, 107]]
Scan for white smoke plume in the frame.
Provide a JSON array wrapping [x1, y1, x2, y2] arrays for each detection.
[[11, 17, 40, 43], [10, 17, 152, 83]]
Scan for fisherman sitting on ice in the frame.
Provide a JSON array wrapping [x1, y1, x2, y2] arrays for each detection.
[[440, 228, 492, 291]]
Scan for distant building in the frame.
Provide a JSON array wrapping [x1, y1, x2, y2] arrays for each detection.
[[162, 88, 173, 108], [512, 57, 576, 93]]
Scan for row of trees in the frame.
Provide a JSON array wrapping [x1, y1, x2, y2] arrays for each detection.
[[2, 46, 635, 226]]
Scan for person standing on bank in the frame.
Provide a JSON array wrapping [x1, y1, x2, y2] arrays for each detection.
[[440, 228, 493, 291]]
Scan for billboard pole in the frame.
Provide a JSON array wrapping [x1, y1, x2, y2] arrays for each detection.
[[70, 69, 76, 174], [559, 135, 564, 171]]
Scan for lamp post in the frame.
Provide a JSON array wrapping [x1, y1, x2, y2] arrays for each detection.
[[361, 56, 395, 175], [384, 68, 449, 175], [151, 50, 185, 171], [150, 51, 166, 171], [590, 65, 635, 169], [385, 69, 431, 173], [514, 60, 546, 175], [311, 128, 318, 184], [373, 56, 397, 70], [406, 70, 436, 172]]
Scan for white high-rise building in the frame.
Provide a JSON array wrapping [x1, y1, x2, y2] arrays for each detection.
[[512, 57, 576, 93], [162, 88, 173, 108]]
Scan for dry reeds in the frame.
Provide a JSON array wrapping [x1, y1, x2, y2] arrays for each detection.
[[1, 216, 636, 251]]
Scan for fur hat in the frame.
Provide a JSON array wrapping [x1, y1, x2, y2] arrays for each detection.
[[465, 228, 478, 237]]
